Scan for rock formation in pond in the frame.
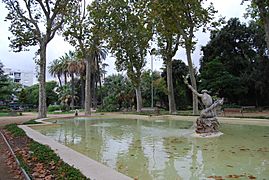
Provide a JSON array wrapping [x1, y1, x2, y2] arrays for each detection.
[[183, 76, 224, 134]]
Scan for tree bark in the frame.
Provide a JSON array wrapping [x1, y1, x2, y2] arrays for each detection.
[[80, 77, 85, 108], [85, 56, 91, 116], [57, 75, 62, 88], [70, 74, 75, 110], [135, 85, 142, 112], [92, 74, 97, 109], [186, 47, 199, 115], [167, 59, 176, 114], [38, 43, 47, 118], [64, 73, 68, 85], [99, 75, 103, 108]]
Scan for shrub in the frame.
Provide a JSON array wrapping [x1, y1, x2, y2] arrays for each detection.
[[48, 105, 62, 112], [97, 96, 119, 112], [4, 124, 26, 137]]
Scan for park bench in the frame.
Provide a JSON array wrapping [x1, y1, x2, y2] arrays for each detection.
[[141, 107, 160, 115], [240, 106, 256, 115], [8, 109, 23, 116], [223, 108, 241, 116]]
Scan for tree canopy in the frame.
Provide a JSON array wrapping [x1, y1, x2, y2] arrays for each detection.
[[3, 0, 73, 118], [200, 18, 269, 106]]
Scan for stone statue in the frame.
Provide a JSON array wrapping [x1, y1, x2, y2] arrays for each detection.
[[183, 76, 224, 135]]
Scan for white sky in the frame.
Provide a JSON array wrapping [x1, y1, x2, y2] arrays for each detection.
[[0, 0, 250, 82]]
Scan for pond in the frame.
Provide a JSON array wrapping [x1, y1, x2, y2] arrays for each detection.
[[32, 118, 269, 180]]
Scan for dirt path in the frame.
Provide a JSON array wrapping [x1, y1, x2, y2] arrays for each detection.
[[0, 133, 23, 180], [0, 112, 82, 127]]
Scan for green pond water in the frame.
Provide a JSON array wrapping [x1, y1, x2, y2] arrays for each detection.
[[32, 118, 269, 180]]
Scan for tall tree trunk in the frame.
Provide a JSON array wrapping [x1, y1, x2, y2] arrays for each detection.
[[80, 77, 85, 108], [135, 85, 142, 112], [167, 59, 176, 114], [38, 43, 47, 118], [186, 47, 199, 115], [94, 76, 98, 108], [57, 75, 62, 88], [70, 74, 75, 110], [92, 74, 97, 109], [64, 73, 67, 85], [99, 75, 103, 107], [85, 56, 91, 116]]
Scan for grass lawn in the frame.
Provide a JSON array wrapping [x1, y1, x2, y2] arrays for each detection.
[[0, 112, 9, 116]]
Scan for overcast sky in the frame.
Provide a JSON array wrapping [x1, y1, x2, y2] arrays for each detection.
[[0, 0, 250, 82]]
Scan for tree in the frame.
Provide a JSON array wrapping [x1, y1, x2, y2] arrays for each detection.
[[151, 0, 180, 114], [90, 38, 107, 109], [0, 62, 14, 103], [140, 70, 161, 107], [100, 74, 134, 112], [243, 0, 269, 51], [19, 81, 58, 108], [3, 0, 72, 118], [48, 59, 63, 87], [152, 0, 216, 114], [200, 18, 269, 106], [90, 0, 153, 112], [162, 60, 192, 109], [66, 52, 78, 110], [63, 0, 93, 116]]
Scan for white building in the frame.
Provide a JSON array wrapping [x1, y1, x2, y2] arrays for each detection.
[[3, 68, 34, 87]]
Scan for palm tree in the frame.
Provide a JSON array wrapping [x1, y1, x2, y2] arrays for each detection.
[[76, 58, 86, 107], [58, 55, 69, 85], [66, 51, 79, 110], [48, 59, 63, 87], [89, 40, 107, 109]]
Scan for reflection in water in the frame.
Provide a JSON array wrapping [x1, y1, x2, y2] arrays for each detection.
[[33, 119, 269, 180]]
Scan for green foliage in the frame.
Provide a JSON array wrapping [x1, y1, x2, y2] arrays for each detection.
[[4, 124, 26, 137], [30, 141, 60, 164], [200, 18, 269, 106], [16, 155, 31, 173], [3, 0, 74, 118], [29, 141, 89, 179], [3, 0, 72, 52], [244, 0, 269, 24], [57, 162, 89, 180], [0, 112, 9, 116], [0, 61, 16, 102], [48, 105, 63, 112], [46, 81, 59, 106], [98, 74, 134, 112], [99, 96, 118, 112], [140, 70, 165, 107], [19, 84, 39, 106], [19, 81, 58, 107], [90, 0, 152, 88], [162, 60, 192, 109]]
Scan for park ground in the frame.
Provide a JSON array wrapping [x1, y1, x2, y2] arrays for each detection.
[[0, 111, 269, 179]]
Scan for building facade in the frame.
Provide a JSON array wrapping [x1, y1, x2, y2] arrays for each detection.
[[3, 68, 34, 87]]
